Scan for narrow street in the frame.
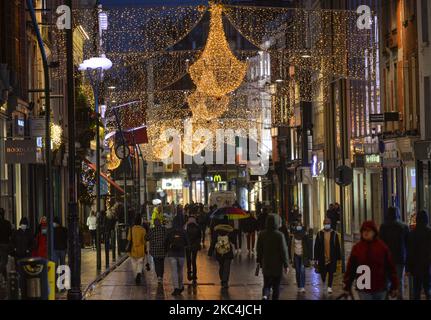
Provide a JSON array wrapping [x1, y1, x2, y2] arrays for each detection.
[[86, 248, 346, 300]]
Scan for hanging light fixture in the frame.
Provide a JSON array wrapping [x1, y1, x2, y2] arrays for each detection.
[[187, 91, 230, 121], [189, 2, 247, 97]]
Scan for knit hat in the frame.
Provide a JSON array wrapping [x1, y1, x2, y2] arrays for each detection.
[[360, 220, 378, 236]]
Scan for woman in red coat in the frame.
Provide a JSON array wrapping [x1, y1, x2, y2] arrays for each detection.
[[343, 220, 399, 300], [32, 216, 48, 258]]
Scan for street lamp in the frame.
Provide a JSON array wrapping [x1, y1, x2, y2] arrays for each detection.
[[79, 55, 112, 271]]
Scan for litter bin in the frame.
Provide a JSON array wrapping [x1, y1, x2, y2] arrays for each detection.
[[117, 223, 128, 254], [17, 258, 49, 300]]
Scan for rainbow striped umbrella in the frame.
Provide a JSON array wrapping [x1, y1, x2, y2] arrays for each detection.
[[210, 207, 250, 220]]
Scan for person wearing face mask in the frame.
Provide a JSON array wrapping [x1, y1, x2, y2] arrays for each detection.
[[33, 216, 48, 258], [53, 217, 68, 268], [10, 217, 34, 265], [343, 220, 399, 300], [290, 222, 310, 293], [313, 218, 341, 294]]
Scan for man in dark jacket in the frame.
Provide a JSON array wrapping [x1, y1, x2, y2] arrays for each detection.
[[209, 216, 234, 289], [406, 210, 431, 300], [257, 207, 269, 232], [313, 218, 341, 294], [185, 216, 201, 285], [380, 206, 409, 299], [256, 214, 289, 300], [165, 215, 188, 296], [10, 217, 34, 262], [0, 208, 12, 281], [53, 217, 68, 267]]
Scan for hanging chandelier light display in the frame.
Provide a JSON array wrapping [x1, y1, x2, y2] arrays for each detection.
[[187, 91, 230, 121], [189, 3, 247, 97]]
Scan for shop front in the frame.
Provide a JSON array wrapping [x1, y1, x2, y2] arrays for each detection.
[[414, 140, 431, 213]]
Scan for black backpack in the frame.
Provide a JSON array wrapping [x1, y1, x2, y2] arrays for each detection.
[[170, 231, 185, 251], [187, 224, 201, 244]]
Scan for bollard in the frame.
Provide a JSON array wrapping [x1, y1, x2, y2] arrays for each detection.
[[17, 258, 49, 300]]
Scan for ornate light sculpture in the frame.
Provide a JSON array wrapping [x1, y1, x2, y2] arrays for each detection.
[[106, 139, 121, 170], [189, 3, 247, 97], [187, 91, 229, 121]]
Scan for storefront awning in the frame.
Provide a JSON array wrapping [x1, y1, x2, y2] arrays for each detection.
[[84, 159, 125, 194]]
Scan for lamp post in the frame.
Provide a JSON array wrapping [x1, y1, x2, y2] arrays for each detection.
[[79, 55, 112, 271]]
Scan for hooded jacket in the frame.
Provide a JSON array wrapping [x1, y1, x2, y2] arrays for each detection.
[[344, 221, 399, 293], [10, 220, 34, 259], [379, 207, 409, 265], [256, 215, 289, 277], [406, 210, 431, 276]]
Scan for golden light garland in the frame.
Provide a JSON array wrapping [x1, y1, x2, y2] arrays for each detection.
[[187, 91, 229, 121], [106, 139, 121, 171], [189, 3, 247, 97], [51, 123, 63, 150]]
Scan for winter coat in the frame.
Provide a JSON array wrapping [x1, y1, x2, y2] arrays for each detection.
[[313, 229, 341, 273], [290, 231, 311, 266], [186, 222, 202, 251], [127, 225, 146, 259], [256, 212, 268, 231], [209, 224, 234, 260], [256, 215, 289, 277], [151, 207, 165, 227], [0, 218, 12, 245], [10, 229, 34, 259], [33, 232, 48, 258], [406, 210, 431, 277], [146, 225, 167, 258], [54, 226, 68, 251], [344, 221, 398, 293], [164, 228, 188, 258], [240, 216, 258, 234], [380, 212, 409, 265]]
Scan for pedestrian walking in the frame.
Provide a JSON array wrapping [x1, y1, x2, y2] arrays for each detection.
[[240, 212, 258, 255], [165, 215, 188, 296], [197, 208, 208, 248], [146, 218, 167, 283], [151, 203, 164, 227], [288, 205, 300, 227], [313, 218, 341, 294], [87, 211, 97, 250], [256, 214, 289, 300], [53, 217, 68, 267], [343, 220, 399, 300], [326, 204, 340, 231], [232, 218, 242, 255], [257, 207, 269, 232], [290, 222, 310, 293], [380, 206, 409, 299], [209, 216, 234, 289], [33, 216, 48, 258], [0, 208, 13, 282], [10, 217, 34, 263], [406, 210, 431, 300], [185, 216, 201, 286], [127, 214, 147, 285]]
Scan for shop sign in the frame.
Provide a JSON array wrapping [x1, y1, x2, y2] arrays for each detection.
[[365, 154, 381, 165], [162, 178, 183, 190], [30, 117, 46, 137], [311, 155, 324, 177], [383, 141, 401, 167], [5, 139, 43, 164], [213, 174, 222, 183]]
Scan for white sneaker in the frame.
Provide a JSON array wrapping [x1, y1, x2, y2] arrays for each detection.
[[262, 295, 268, 300], [299, 288, 306, 293], [327, 287, 333, 294]]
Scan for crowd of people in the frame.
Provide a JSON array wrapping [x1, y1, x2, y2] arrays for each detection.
[[0, 208, 68, 287], [1, 200, 431, 301]]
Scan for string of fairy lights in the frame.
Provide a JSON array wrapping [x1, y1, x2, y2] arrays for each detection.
[[48, 2, 380, 163]]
